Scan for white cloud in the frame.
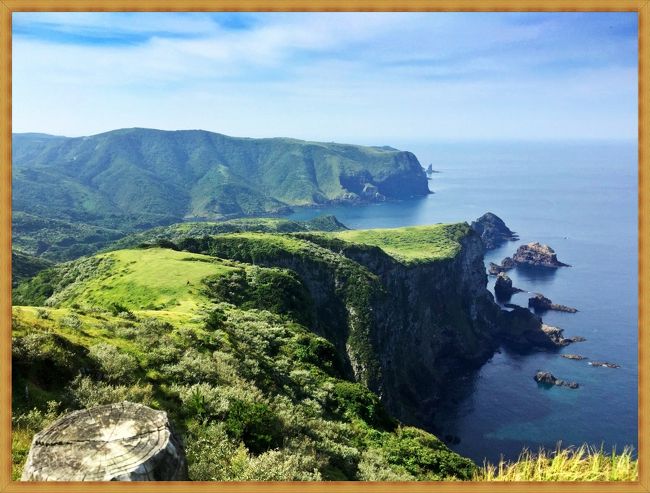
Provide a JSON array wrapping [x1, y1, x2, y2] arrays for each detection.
[[12, 12, 638, 141]]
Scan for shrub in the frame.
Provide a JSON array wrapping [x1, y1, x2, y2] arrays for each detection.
[[87, 343, 139, 383], [357, 448, 414, 481], [380, 426, 476, 480], [329, 381, 395, 430], [162, 348, 219, 384], [66, 375, 154, 408], [224, 399, 283, 454]]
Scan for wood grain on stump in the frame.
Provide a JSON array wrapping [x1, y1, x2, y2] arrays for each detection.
[[21, 401, 188, 481]]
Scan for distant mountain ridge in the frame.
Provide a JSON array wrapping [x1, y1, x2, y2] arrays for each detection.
[[12, 128, 430, 229]]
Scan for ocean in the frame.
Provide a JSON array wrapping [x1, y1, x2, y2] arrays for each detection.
[[287, 140, 638, 464]]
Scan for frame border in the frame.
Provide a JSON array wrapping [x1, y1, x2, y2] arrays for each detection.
[[0, 2, 647, 492]]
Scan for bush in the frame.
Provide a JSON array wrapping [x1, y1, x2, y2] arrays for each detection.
[[329, 381, 395, 430], [66, 375, 154, 408], [380, 426, 476, 480], [87, 343, 139, 383], [186, 422, 321, 481], [224, 399, 283, 454], [162, 348, 219, 384]]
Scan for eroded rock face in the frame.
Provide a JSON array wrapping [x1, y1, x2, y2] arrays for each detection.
[[471, 213, 519, 249], [21, 402, 187, 482], [513, 242, 570, 268]]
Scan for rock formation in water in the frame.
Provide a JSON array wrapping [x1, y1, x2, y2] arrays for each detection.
[[534, 371, 579, 389], [562, 354, 587, 360], [21, 402, 187, 481], [488, 256, 516, 275], [513, 242, 570, 268], [494, 272, 523, 301], [498, 305, 580, 350], [589, 361, 620, 369], [528, 293, 578, 313], [470, 212, 519, 249]]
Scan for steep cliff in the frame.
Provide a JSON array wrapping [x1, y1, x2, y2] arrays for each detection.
[[14, 222, 555, 440], [177, 224, 504, 424]]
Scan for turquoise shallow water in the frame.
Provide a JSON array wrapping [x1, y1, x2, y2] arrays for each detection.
[[288, 140, 638, 463]]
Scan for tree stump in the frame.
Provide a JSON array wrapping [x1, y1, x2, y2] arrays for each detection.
[[21, 401, 188, 481]]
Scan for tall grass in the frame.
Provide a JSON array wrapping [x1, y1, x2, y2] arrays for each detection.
[[475, 444, 638, 481]]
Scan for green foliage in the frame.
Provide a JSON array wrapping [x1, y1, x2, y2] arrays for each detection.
[[10, 225, 497, 482], [108, 215, 348, 254], [204, 267, 313, 325], [13, 128, 426, 262], [87, 343, 140, 383], [330, 381, 395, 430], [224, 399, 283, 454], [380, 427, 477, 480], [11, 249, 54, 287]]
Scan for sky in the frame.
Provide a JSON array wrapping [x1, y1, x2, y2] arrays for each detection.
[[12, 12, 638, 144]]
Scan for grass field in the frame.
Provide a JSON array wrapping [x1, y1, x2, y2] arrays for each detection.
[[52, 248, 238, 319], [330, 223, 471, 264]]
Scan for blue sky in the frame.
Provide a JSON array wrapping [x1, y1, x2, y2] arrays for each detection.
[[12, 12, 638, 143]]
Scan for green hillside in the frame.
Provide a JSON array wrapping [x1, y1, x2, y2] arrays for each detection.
[[106, 215, 348, 252], [12, 238, 475, 481], [11, 250, 54, 288], [13, 128, 429, 227]]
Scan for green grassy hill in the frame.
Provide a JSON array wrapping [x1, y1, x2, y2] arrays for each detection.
[[11, 224, 637, 482], [13, 128, 429, 226], [12, 239, 476, 481]]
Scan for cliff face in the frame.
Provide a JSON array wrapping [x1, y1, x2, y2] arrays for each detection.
[[183, 225, 502, 425], [328, 232, 501, 422]]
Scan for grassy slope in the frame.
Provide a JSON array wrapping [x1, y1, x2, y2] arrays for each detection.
[[11, 251, 53, 288], [12, 228, 636, 482], [328, 223, 471, 264], [13, 128, 428, 225], [12, 242, 476, 481]]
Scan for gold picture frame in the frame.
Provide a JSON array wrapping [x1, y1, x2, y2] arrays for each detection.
[[0, 2, 647, 491]]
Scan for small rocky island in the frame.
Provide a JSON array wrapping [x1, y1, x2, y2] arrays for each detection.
[[471, 212, 519, 249], [494, 272, 523, 301], [513, 242, 570, 268], [562, 354, 587, 360], [589, 361, 621, 369], [534, 371, 579, 389], [528, 293, 578, 313], [21, 402, 187, 481]]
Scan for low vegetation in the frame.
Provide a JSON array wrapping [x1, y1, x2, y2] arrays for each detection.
[[12, 241, 475, 481], [475, 444, 638, 481], [329, 223, 471, 264], [12, 225, 637, 482]]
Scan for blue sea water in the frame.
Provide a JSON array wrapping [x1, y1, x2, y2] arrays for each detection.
[[288, 140, 638, 464]]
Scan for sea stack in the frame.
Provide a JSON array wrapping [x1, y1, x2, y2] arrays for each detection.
[[470, 212, 519, 249], [513, 242, 570, 268]]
